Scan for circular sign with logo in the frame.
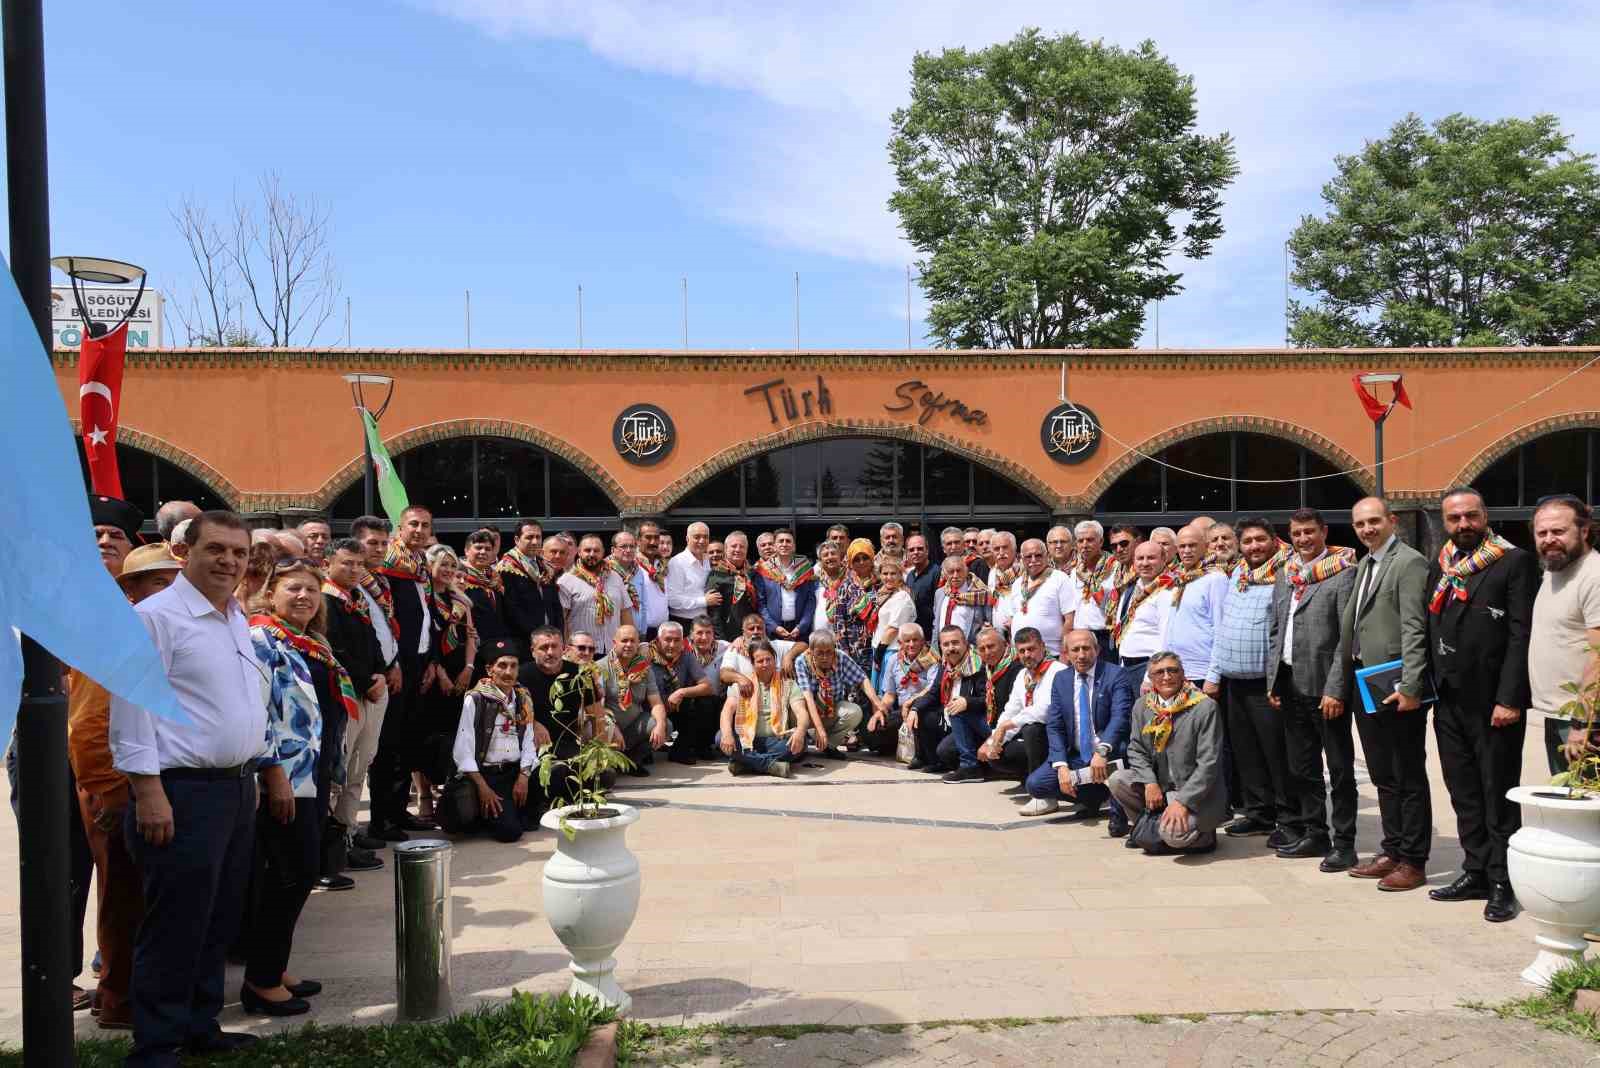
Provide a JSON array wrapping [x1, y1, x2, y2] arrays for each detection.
[[612, 404, 675, 466], [1041, 402, 1102, 465]]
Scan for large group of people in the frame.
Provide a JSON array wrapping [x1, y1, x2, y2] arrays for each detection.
[[16, 484, 1600, 1066]]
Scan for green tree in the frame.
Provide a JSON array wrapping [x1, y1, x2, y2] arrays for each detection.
[[888, 29, 1237, 349], [1289, 113, 1600, 347]]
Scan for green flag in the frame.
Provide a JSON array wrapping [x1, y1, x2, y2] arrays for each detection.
[[360, 408, 409, 528]]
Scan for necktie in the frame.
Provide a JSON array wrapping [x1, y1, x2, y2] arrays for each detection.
[[1076, 672, 1095, 766], [1352, 559, 1374, 661]]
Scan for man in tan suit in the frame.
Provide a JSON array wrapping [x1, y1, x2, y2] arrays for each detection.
[[1340, 497, 1432, 892]]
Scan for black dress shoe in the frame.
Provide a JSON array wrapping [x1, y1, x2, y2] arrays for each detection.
[[1319, 846, 1358, 873], [1061, 804, 1103, 821], [1484, 882, 1518, 922], [367, 822, 408, 843], [345, 848, 383, 872], [1107, 812, 1130, 838], [1276, 835, 1331, 859], [668, 750, 699, 765], [817, 748, 848, 761], [312, 874, 355, 893], [625, 765, 651, 777], [1264, 826, 1294, 850], [1223, 817, 1274, 838], [351, 831, 387, 851], [286, 978, 322, 998], [906, 759, 927, 771], [1428, 871, 1491, 902], [942, 765, 987, 783], [239, 985, 310, 1017], [398, 813, 437, 831], [187, 1030, 261, 1053]]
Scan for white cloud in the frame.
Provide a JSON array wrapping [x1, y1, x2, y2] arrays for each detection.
[[428, 1, 1600, 345]]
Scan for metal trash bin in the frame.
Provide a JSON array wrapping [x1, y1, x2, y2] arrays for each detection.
[[392, 838, 453, 1022]]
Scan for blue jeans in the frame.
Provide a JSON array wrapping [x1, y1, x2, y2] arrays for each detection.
[[948, 711, 992, 769], [717, 732, 795, 772]]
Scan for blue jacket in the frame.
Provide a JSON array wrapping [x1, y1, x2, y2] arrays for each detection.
[[757, 573, 818, 641], [1044, 660, 1135, 768]]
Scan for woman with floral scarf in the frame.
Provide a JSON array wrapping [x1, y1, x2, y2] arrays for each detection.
[[834, 539, 879, 665]]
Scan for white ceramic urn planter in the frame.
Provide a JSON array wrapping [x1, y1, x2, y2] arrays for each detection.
[[540, 803, 642, 1013], [1506, 785, 1600, 987]]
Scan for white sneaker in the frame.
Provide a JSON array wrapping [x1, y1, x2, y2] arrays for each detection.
[[767, 761, 792, 778], [1019, 797, 1058, 816]]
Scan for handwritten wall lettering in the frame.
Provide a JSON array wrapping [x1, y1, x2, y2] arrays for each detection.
[[883, 380, 988, 428], [745, 376, 833, 425]]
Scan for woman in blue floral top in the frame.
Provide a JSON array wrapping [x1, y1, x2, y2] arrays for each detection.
[[241, 559, 358, 1017]]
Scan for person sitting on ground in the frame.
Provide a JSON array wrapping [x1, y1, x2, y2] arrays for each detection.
[[792, 629, 879, 759], [519, 625, 606, 803], [1107, 650, 1228, 855], [1023, 628, 1134, 826], [909, 626, 986, 774], [868, 622, 937, 757], [935, 625, 1024, 776], [648, 621, 715, 765], [971, 626, 1064, 790], [595, 624, 670, 774], [445, 638, 550, 843], [718, 640, 808, 778]]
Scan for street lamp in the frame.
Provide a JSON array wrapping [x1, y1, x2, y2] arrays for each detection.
[[1357, 372, 1405, 497], [50, 254, 146, 338], [343, 372, 395, 516]]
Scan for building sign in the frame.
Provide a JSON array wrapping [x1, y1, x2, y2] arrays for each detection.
[[745, 376, 833, 425], [51, 286, 163, 350], [884, 380, 987, 428], [1041, 402, 1102, 464], [612, 404, 675, 466]]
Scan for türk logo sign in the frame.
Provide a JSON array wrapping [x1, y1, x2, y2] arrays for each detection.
[[613, 404, 675, 466], [1041, 402, 1102, 464]]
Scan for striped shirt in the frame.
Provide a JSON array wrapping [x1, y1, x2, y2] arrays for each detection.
[[1214, 581, 1274, 679], [558, 569, 630, 656]]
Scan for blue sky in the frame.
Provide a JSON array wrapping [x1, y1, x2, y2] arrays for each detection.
[[17, 1, 1600, 350]]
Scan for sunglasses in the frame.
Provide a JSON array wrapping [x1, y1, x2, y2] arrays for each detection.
[[571, 644, 596, 653], [272, 557, 324, 573], [1110, 540, 1132, 550]]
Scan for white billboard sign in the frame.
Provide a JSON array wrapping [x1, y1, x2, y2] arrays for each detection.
[[51, 285, 163, 349]]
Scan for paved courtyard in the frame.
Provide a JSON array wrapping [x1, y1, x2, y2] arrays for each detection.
[[0, 711, 1584, 1051]]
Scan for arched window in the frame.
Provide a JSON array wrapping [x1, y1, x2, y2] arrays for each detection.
[[671, 437, 1047, 525], [1472, 428, 1597, 545], [1097, 432, 1364, 523], [329, 436, 616, 532], [75, 439, 229, 531]]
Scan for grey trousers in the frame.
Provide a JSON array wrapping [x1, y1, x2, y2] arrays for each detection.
[[1108, 769, 1218, 850]]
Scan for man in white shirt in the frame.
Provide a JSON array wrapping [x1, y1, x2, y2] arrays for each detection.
[[110, 511, 271, 1062], [719, 613, 804, 689], [1069, 521, 1113, 658], [666, 521, 722, 633], [1112, 541, 1172, 670], [987, 532, 1021, 632], [970, 627, 1063, 785], [1009, 538, 1080, 657], [558, 534, 633, 656]]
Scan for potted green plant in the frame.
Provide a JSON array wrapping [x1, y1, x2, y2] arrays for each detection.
[[1508, 654, 1600, 987], [535, 666, 643, 1014]]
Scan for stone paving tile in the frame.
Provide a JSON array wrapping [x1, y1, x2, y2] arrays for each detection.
[[631, 1012, 1596, 1067]]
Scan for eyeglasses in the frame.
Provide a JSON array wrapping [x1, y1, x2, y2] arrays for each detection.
[[272, 557, 323, 573], [1110, 540, 1132, 550], [571, 644, 595, 653], [1149, 667, 1183, 677]]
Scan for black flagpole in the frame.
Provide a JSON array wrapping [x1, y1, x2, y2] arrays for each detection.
[[4, 1, 78, 1064]]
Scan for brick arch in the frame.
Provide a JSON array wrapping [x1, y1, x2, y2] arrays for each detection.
[[1450, 411, 1600, 488], [1079, 415, 1374, 507], [69, 419, 241, 508], [307, 418, 625, 512], [643, 419, 1060, 513]]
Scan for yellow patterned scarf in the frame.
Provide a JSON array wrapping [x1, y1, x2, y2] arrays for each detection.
[[733, 674, 789, 747], [1141, 683, 1206, 753]]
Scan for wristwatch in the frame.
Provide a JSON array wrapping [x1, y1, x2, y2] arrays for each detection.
[[1094, 742, 1112, 758]]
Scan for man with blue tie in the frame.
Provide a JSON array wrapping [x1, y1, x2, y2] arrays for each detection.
[[1022, 629, 1135, 831]]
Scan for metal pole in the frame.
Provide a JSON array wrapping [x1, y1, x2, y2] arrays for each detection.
[[1374, 416, 1385, 498], [4, 1, 76, 1063], [363, 434, 375, 516]]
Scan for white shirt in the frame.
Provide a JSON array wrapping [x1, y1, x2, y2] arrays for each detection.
[[779, 581, 798, 623], [872, 589, 916, 650], [110, 573, 270, 776], [451, 689, 539, 774], [622, 566, 668, 634], [1000, 660, 1065, 731], [933, 586, 985, 639], [721, 638, 799, 679], [1117, 581, 1173, 660], [1008, 569, 1081, 656], [358, 583, 398, 665], [401, 577, 432, 656], [989, 569, 1020, 631], [1068, 561, 1109, 631], [665, 549, 711, 617], [1281, 550, 1326, 668]]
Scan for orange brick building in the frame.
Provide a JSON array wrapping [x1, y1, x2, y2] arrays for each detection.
[[55, 346, 1600, 546]]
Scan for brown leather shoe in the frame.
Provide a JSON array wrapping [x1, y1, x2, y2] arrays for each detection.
[[1348, 854, 1397, 880], [1377, 862, 1426, 892]]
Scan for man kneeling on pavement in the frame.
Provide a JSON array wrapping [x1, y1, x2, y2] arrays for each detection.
[[1108, 650, 1228, 855], [1021, 628, 1134, 832]]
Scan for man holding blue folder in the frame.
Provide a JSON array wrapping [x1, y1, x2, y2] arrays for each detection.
[[1340, 497, 1432, 892]]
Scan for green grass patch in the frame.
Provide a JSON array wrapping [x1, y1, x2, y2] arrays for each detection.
[[0, 991, 615, 1068], [1484, 957, 1600, 1043]]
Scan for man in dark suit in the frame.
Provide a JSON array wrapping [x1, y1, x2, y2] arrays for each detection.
[[1024, 628, 1135, 829], [1267, 508, 1359, 872], [902, 532, 940, 638], [1424, 487, 1536, 922], [908, 626, 989, 771], [1341, 497, 1432, 892], [756, 528, 818, 641]]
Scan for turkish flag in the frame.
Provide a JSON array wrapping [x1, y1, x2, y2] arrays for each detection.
[[79, 321, 128, 498], [1352, 373, 1412, 423]]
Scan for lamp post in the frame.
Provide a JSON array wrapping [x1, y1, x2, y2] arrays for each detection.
[[50, 255, 147, 338], [343, 373, 395, 516], [1358, 372, 1404, 498]]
